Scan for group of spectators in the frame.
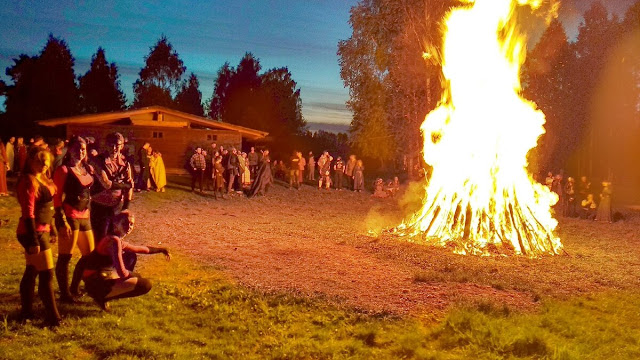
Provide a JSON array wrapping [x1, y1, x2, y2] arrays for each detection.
[[544, 172, 613, 223], [188, 145, 372, 198], [4, 132, 170, 327]]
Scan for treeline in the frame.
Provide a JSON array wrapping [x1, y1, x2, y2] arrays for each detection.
[[0, 34, 307, 151], [338, 0, 640, 181]]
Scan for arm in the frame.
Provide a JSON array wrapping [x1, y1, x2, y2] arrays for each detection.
[[108, 237, 130, 279], [122, 241, 171, 259]]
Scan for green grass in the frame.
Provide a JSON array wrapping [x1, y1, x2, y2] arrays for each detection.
[[2, 195, 640, 359]]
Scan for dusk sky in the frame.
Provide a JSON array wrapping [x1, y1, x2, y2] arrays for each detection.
[[0, 0, 635, 133]]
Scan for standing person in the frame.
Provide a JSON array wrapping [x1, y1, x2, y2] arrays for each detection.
[[344, 155, 357, 190], [6, 136, 16, 174], [242, 152, 251, 187], [203, 149, 213, 191], [83, 212, 170, 311], [289, 151, 300, 189], [51, 139, 66, 171], [150, 150, 167, 192], [333, 156, 345, 190], [16, 147, 61, 326], [353, 159, 365, 192], [0, 141, 8, 196], [213, 156, 226, 199], [307, 152, 316, 181], [16, 137, 27, 174], [91, 132, 134, 243], [226, 148, 240, 194], [596, 181, 612, 223], [565, 177, 576, 217], [248, 147, 259, 179], [237, 150, 247, 191], [297, 151, 306, 185], [248, 149, 273, 197], [551, 174, 564, 216], [317, 151, 332, 190], [136, 142, 151, 192], [53, 136, 96, 303], [189, 147, 206, 193]]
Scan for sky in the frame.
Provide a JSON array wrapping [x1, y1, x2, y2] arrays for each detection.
[[0, 0, 636, 133]]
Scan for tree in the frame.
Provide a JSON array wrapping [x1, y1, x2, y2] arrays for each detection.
[[522, 19, 576, 174], [175, 73, 204, 116], [260, 67, 306, 138], [208, 62, 234, 120], [338, 0, 455, 169], [133, 35, 185, 108], [2, 34, 80, 136], [78, 47, 126, 113]]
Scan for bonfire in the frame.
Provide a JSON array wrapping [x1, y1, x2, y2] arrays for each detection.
[[395, 0, 563, 257]]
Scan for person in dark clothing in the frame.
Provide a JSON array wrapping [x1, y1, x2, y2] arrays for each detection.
[[53, 136, 96, 303], [289, 151, 300, 189], [16, 147, 61, 326], [226, 148, 240, 194], [189, 147, 206, 193], [248, 150, 273, 197], [248, 147, 259, 179], [333, 156, 345, 190], [90, 132, 134, 243], [83, 211, 170, 311], [136, 142, 151, 191]]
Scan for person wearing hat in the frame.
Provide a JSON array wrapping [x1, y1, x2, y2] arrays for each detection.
[[90, 132, 134, 243], [333, 156, 345, 190]]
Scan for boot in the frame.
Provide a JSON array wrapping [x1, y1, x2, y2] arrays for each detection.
[[55, 253, 76, 303], [38, 269, 62, 327], [70, 256, 87, 297], [19, 266, 37, 320]]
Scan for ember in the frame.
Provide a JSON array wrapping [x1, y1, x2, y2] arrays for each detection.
[[395, 0, 563, 256]]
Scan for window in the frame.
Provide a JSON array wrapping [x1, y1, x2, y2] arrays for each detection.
[[207, 134, 217, 141], [153, 131, 164, 139]]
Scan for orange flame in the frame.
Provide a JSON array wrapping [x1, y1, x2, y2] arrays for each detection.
[[395, 0, 563, 256]]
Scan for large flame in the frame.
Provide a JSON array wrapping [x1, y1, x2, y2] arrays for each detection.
[[395, 0, 563, 256]]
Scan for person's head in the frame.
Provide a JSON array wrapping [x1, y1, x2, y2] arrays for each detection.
[[33, 136, 44, 146], [142, 142, 150, 149], [547, 172, 553, 177], [263, 149, 270, 156], [231, 147, 237, 154], [349, 154, 356, 161], [567, 177, 574, 183], [587, 193, 594, 201], [309, 151, 313, 156], [25, 147, 53, 177], [202, 150, 207, 156], [196, 147, 202, 154], [250, 147, 255, 152], [337, 156, 342, 161], [211, 142, 217, 148], [581, 176, 587, 182], [323, 150, 329, 156], [66, 136, 88, 164], [111, 211, 135, 238], [17, 137, 24, 145], [602, 181, 611, 188], [9, 137, 15, 143], [394, 176, 399, 182], [147, 146, 153, 154], [555, 174, 562, 180], [357, 159, 363, 166], [53, 139, 65, 155], [215, 156, 222, 163], [105, 132, 125, 158]]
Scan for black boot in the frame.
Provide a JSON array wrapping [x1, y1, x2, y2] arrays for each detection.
[[55, 253, 76, 303], [38, 269, 62, 327], [70, 256, 87, 297], [19, 266, 37, 320]]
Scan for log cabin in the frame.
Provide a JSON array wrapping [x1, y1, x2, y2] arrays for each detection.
[[37, 106, 268, 174]]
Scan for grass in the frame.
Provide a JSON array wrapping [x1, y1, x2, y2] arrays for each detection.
[[2, 194, 640, 359]]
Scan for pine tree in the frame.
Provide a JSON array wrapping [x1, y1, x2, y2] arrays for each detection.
[[175, 73, 204, 116], [132, 35, 185, 108], [78, 47, 126, 113]]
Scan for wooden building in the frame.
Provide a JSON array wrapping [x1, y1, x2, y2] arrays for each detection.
[[38, 106, 268, 174]]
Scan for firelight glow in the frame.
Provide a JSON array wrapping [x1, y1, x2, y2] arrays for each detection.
[[395, 0, 563, 256]]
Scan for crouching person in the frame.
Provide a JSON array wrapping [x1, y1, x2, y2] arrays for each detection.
[[82, 211, 170, 311]]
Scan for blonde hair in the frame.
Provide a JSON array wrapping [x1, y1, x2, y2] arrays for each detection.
[[21, 147, 55, 195]]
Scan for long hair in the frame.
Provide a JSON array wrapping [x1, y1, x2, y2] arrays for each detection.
[[62, 135, 88, 167], [20, 147, 55, 195]]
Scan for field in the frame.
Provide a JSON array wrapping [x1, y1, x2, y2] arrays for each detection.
[[1, 176, 640, 359]]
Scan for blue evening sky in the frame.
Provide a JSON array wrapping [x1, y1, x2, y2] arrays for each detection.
[[0, 0, 635, 133]]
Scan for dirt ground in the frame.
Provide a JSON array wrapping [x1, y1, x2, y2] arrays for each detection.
[[125, 176, 640, 318]]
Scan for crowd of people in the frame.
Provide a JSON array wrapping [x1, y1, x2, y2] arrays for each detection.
[[543, 172, 613, 223], [5, 133, 170, 327], [187, 145, 376, 197]]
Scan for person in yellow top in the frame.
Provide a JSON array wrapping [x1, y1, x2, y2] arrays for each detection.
[[149, 150, 167, 192]]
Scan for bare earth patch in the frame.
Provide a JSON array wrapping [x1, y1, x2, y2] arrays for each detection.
[[126, 178, 640, 317]]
